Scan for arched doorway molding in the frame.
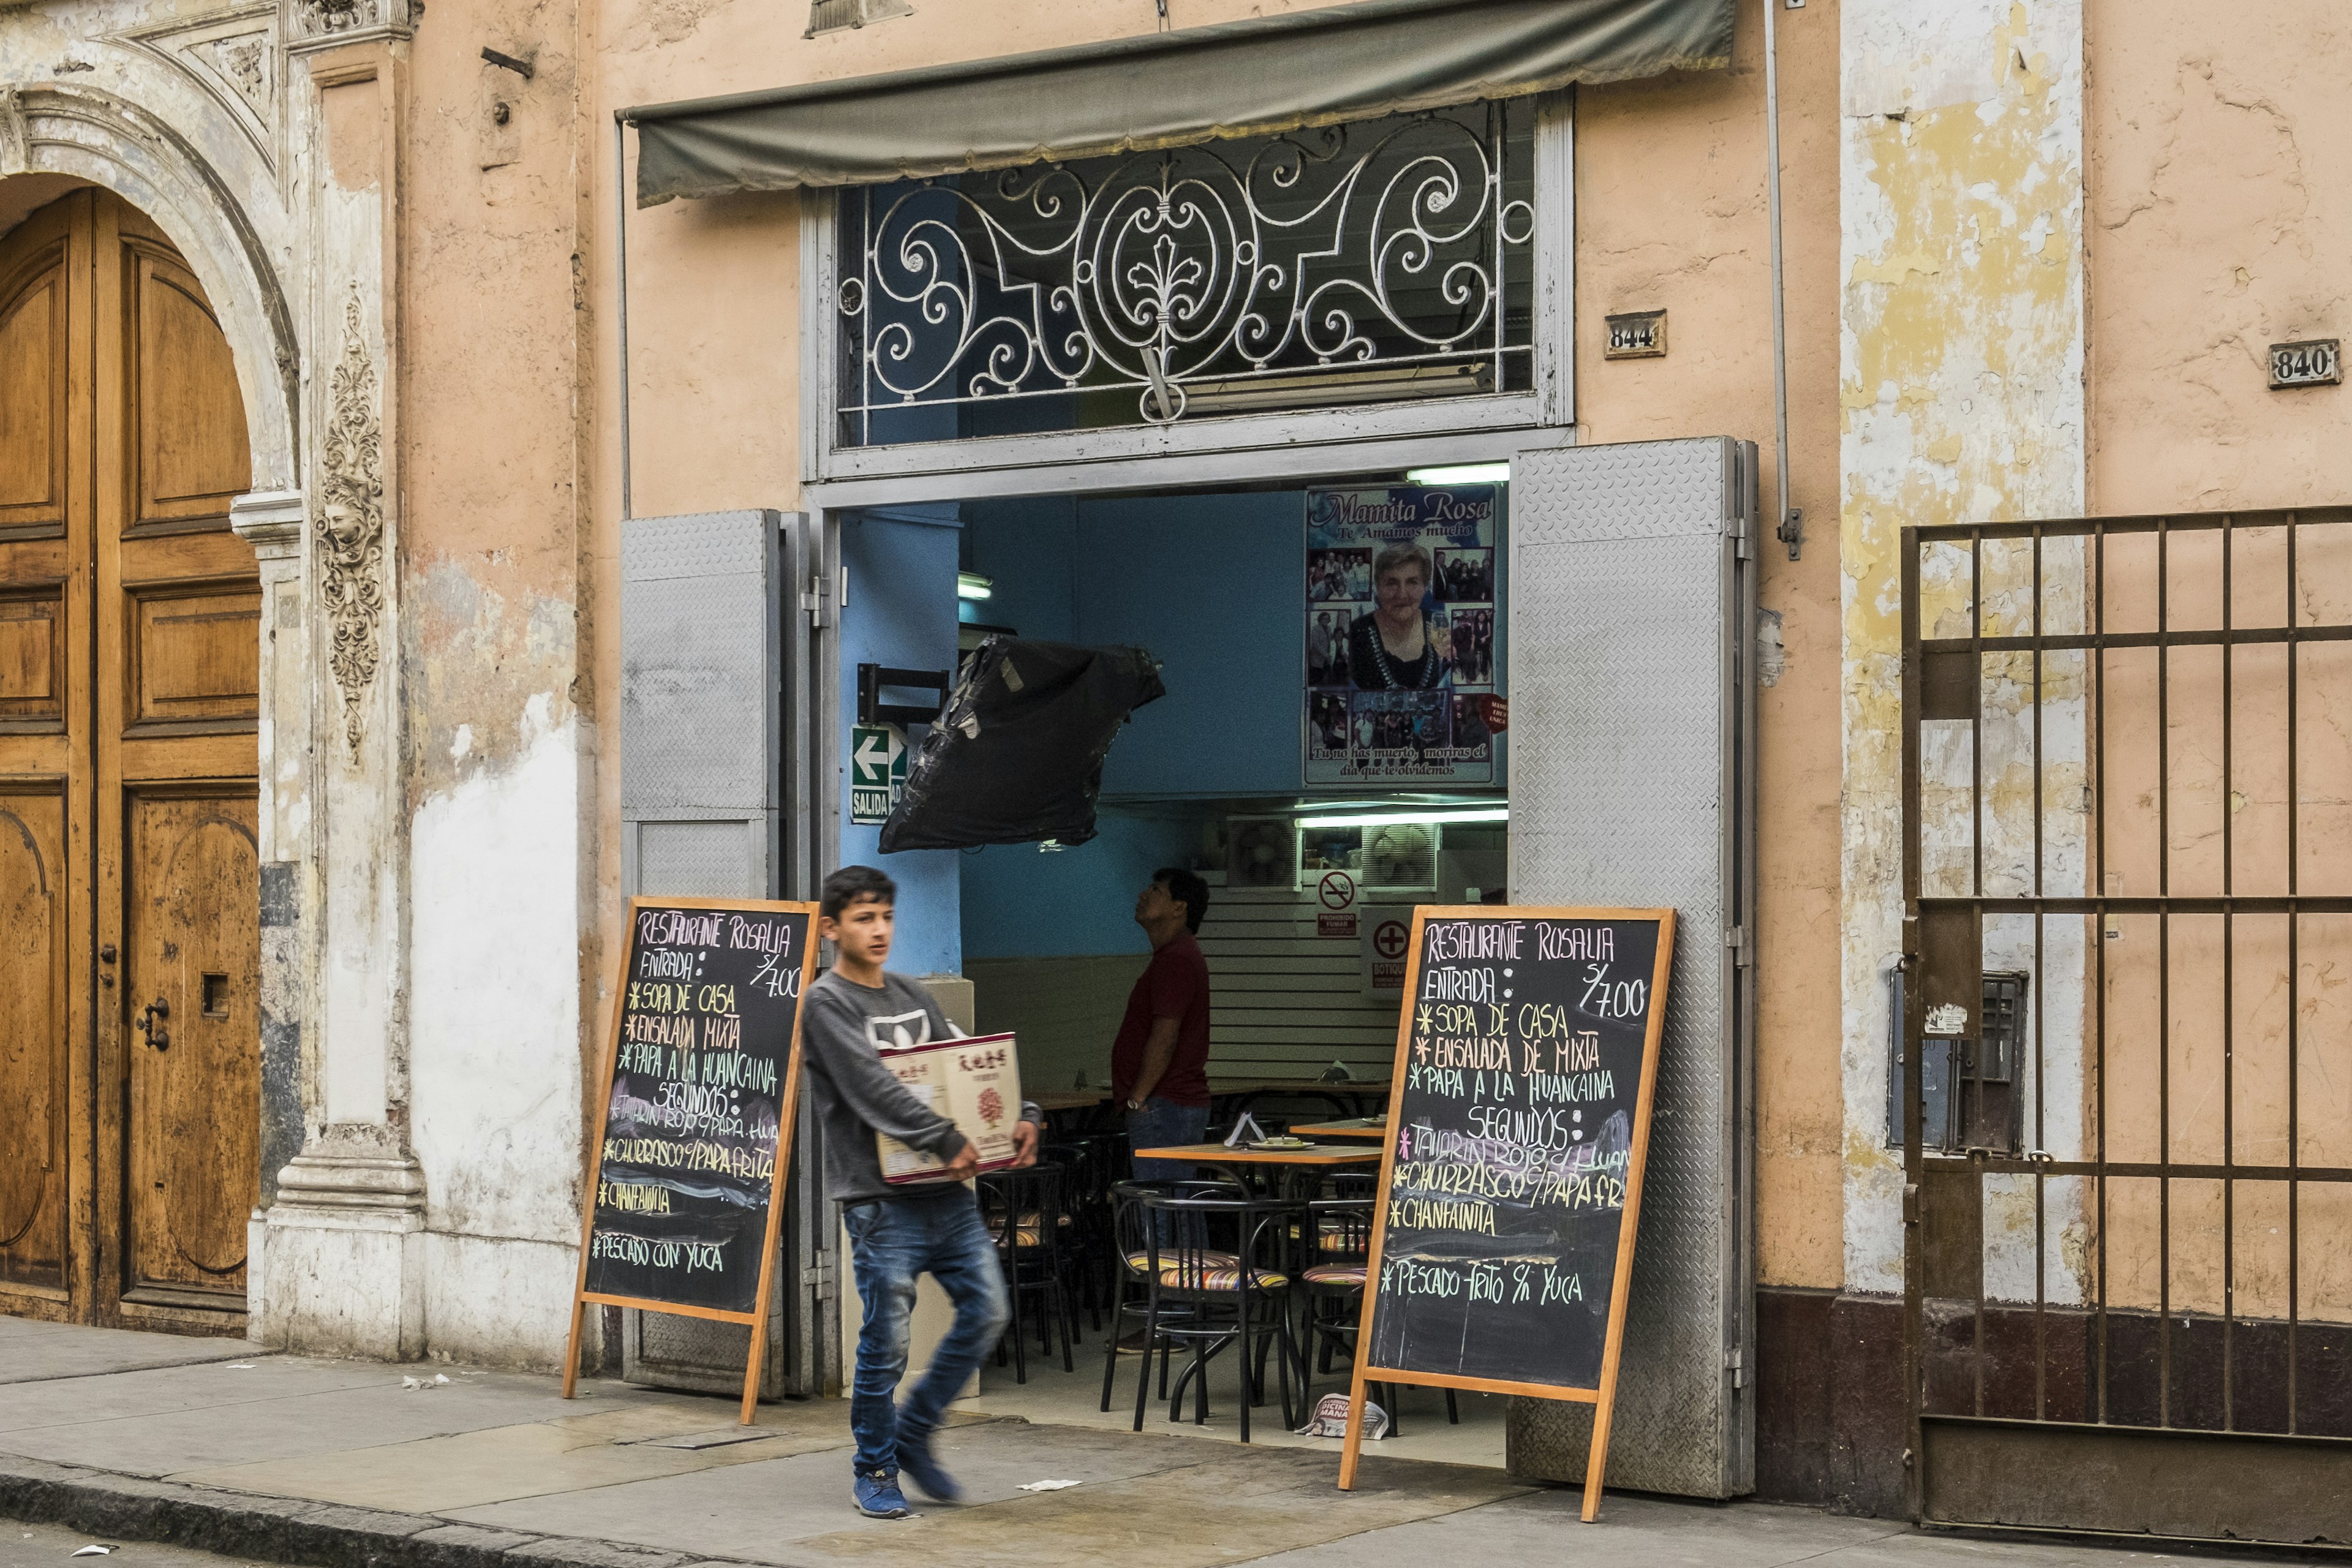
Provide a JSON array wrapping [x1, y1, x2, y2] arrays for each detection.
[[2, 83, 299, 489]]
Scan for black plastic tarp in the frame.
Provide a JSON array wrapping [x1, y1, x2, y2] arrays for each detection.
[[878, 638, 1165, 853]]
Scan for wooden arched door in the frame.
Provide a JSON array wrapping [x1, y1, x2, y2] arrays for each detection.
[[0, 186, 261, 1331]]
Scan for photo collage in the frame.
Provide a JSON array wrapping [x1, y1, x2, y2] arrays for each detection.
[[1303, 484, 1499, 786]]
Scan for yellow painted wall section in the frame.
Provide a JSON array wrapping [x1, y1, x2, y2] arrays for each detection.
[[1839, 0, 2087, 1292]]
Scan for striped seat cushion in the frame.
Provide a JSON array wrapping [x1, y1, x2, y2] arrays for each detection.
[[1287, 1223, 1362, 1254], [989, 1210, 1071, 1248], [1153, 1263, 1289, 1292], [1126, 1248, 1237, 1273], [1302, 1262, 1368, 1286]]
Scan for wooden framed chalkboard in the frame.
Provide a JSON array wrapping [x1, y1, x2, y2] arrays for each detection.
[[561, 897, 821, 1423], [1338, 905, 1676, 1521]]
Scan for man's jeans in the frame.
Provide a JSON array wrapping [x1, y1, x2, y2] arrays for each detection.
[[843, 1195, 1009, 1476], [1125, 1096, 1210, 1182]]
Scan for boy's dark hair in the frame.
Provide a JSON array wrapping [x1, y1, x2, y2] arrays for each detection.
[[1154, 867, 1210, 934], [821, 864, 896, 921]]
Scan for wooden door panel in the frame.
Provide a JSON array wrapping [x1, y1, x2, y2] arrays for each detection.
[[0, 582, 67, 731], [0, 783, 69, 1293], [0, 191, 92, 1324], [98, 189, 258, 1325], [125, 248, 248, 535], [0, 185, 257, 1329], [0, 237, 69, 540], [123, 790, 260, 1303], [126, 581, 261, 732]]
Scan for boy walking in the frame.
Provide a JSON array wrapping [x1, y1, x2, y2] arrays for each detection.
[[802, 865, 1041, 1518]]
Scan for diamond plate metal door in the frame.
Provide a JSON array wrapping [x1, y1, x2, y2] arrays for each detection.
[[617, 509, 832, 1399], [1504, 437, 1758, 1499]]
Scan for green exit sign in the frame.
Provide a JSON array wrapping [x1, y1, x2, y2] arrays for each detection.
[[849, 724, 906, 825]]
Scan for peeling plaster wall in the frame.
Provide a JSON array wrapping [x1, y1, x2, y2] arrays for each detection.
[[409, 703, 588, 1364], [398, 0, 596, 1367], [1839, 0, 2087, 1294]]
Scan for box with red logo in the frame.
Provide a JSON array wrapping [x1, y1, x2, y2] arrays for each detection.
[[875, 1031, 1024, 1185]]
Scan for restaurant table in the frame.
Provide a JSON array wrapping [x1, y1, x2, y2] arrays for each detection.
[[1031, 1088, 1109, 1112], [1287, 1117, 1388, 1140], [1133, 1140, 1380, 1198]]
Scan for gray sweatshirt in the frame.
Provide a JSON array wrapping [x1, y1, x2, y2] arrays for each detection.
[[800, 969, 1041, 1207]]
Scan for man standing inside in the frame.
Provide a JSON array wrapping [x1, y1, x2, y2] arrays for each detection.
[[802, 865, 1041, 1520], [1112, 867, 1214, 1180]]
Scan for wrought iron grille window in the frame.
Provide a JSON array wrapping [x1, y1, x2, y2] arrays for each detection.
[[833, 100, 1536, 448]]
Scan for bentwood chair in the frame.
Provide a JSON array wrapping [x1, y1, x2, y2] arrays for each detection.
[[1042, 1133, 1129, 1333], [976, 1164, 1076, 1382], [1104, 1183, 1301, 1442], [1297, 1194, 1456, 1434]]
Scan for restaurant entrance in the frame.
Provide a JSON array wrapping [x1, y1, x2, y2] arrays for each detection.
[[832, 472, 1512, 1459], [614, 435, 1756, 1489]]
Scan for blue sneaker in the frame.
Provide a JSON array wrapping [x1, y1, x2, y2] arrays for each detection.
[[853, 1467, 912, 1518], [895, 1426, 962, 1503]]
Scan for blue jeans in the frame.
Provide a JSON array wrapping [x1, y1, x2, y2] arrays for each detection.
[[1125, 1096, 1210, 1182], [843, 1195, 1009, 1476]]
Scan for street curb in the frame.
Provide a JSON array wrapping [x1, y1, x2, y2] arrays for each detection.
[[0, 1456, 755, 1568]]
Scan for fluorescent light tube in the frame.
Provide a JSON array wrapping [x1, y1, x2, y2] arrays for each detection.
[[957, 571, 993, 600], [1404, 462, 1510, 485], [1297, 807, 1509, 829]]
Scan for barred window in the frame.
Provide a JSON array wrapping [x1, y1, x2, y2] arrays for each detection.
[[834, 100, 1536, 448]]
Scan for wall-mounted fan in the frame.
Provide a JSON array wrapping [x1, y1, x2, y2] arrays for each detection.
[[1364, 823, 1436, 889], [1227, 818, 1297, 888]]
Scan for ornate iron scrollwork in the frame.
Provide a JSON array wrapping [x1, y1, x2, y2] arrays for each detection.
[[836, 102, 1534, 445]]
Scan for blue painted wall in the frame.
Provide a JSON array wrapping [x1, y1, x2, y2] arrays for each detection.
[[959, 813, 1201, 960], [967, 490, 1305, 802], [952, 490, 1302, 959], [840, 508, 963, 976]]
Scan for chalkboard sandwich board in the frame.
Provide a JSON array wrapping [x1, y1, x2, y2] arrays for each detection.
[[1338, 905, 1676, 1521], [561, 897, 820, 1424]]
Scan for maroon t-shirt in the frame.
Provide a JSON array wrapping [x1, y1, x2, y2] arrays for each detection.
[[1110, 930, 1212, 1107]]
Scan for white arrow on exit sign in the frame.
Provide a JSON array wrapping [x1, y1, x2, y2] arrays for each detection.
[[853, 731, 893, 783]]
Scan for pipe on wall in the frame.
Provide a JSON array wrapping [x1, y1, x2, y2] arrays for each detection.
[[1762, 0, 1798, 560], [614, 113, 634, 522]]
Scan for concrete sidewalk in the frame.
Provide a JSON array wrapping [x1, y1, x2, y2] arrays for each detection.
[[0, 1319, 2291, 1568]]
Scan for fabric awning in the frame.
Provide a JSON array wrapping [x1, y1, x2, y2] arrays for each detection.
[[625, 0, 1733, 206]]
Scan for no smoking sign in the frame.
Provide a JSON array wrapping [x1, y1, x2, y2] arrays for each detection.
[[1316, 871, 1358, 937]]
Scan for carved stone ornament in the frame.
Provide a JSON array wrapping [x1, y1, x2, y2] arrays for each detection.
[[0, 88, 28, 176], [317, 286, 385, 759], [108, 6, 281, 170], [288, 0, 412, 47]]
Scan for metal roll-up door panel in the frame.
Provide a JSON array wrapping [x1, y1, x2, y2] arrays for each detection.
[[1503, 437, 1758, 1499], [617, 508, 810, 1400]]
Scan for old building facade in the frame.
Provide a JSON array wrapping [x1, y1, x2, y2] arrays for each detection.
[[0, 0, 2344, 1536]]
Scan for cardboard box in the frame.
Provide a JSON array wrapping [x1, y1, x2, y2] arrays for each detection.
[[876, 1031, 1024, 1185]]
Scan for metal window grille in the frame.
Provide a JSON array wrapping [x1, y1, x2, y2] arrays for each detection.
[[832, 100, 1536, 447], [1900, 507, 2352, 1549]]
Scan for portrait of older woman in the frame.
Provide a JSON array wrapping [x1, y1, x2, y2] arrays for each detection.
[[1348, 541, 1451, 690]]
